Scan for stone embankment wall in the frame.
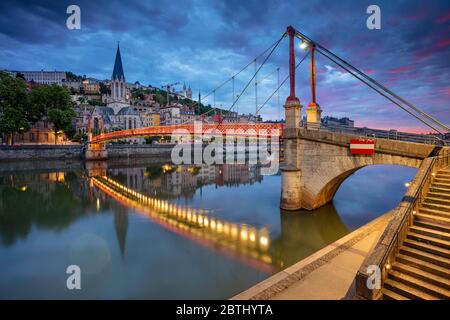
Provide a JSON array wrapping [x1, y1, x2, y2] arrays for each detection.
[[0, 144, 174, 161]]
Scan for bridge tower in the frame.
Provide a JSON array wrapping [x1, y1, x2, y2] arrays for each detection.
[[280, 26, 302, 211], [85, 115, 108, 161], [305, 44, 322, 130]]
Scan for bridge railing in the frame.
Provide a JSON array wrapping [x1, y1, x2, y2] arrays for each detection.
[[90, 123, 284, 144], [355, 148, 450, 299], [319, 124, 448, 146]]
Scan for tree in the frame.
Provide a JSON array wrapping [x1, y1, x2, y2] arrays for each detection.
[[99, 82, 110, 95], [48, 108, 74, 144], [30, 84, 74, 144], [87, 99, 106, 106], [0, 72, 30, 145], [154, 92, 167, 106], [66, 72, 82, 80]]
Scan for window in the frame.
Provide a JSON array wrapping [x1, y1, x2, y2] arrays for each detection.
[[45, 133, 49, 142], [30, 133, 34, 142]]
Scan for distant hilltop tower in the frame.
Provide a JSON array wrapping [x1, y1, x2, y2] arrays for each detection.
[[111, 43, 126, 102], [182, 82, 193, 99]]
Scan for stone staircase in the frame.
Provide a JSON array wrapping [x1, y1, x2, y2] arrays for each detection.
[[382, 167, 450, 300]]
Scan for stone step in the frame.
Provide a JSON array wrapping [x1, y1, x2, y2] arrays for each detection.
[[424, 196, 450, 206], [410, 225, 450, 242], [421, 202, 450, 214], [388, 270, 450, 299], [436, 172, 450, 178], [432, 182, 450, 189], [403, 238, 450, 259], [407, 232, 450, 250], [382, 288, 409, 300], [414, 220, 450, 234], [420, 206, 450, 219], [392, 262, 450, 290], [400, 246, 450, 269], [434, 177, 450, 184], [384, 278, 438, 300], [415, 213, 450, 227], [427, 191, 450, 201], [430, 186, 450, 194], [397, 253, 450, 278]]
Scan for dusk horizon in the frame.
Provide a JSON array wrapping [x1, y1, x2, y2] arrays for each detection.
[[1, 0, 449, 132]]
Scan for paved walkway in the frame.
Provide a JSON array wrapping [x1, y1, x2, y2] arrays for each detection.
[[232, 211, 393, 300]]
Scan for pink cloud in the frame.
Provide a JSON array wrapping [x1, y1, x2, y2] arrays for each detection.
[[413, 50, 434, 62], [386, 65, 414, 74], [356, 121, 434, 134], [435, 11, 450, 24], [437, 87, 450, 96], [435, 39, 450, 50]]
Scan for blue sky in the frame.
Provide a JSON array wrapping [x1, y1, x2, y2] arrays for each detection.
[[0, 0, 449, 132]]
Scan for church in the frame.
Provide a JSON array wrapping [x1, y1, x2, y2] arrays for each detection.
[[90, 44, 143, 138]]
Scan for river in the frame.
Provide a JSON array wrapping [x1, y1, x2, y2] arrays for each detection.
[[0, 161, 416, 299]]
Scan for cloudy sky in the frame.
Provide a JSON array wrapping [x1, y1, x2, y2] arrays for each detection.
[[0, 0, 449, 132]]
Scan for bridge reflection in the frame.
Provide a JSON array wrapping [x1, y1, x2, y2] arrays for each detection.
[[92, 175, 275, 273], [0, 164, 352, 276], [91, 173, 350, 273]]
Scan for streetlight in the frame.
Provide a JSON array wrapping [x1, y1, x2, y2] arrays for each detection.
[[299, 40, 309, 50]]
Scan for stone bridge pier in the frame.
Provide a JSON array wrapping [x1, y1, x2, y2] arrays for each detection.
[[281, 129, 435, 211], [84, 133, 108, 161]]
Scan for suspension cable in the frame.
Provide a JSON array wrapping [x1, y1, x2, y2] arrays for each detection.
[[256, 51, 310, 115], [201, 35, 285, 101], [293, 28, 449, 133], [277, 67, 280, 120], [257, 67, 280, 85], [224, 33, 285, 114], [232, 76, 235, 113], [315, 42, 449, 132], [316, 48, 444, 134], [175, 33, 286, 125], [255, 59, 258, 117]]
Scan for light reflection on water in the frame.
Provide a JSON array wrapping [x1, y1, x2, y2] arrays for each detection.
[[0, 161, 416, 299]]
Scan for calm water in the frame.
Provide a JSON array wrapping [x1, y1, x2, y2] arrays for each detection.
[[0, 161, 416, 299]]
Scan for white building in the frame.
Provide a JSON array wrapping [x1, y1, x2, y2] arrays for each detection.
[[160, 105, 181, 125], [9, 70, 67, 85]]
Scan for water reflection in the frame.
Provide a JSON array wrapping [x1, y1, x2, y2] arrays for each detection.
[[0, 163, 363, 271], [0, 162, 416, 299]]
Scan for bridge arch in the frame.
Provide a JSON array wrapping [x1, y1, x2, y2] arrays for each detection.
[[291, 131, 430, 210], [313, 161, 420, 211]]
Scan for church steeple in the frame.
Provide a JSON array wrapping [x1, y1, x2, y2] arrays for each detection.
[[112, 42, 125, 80], [111, 42, 126, 102]]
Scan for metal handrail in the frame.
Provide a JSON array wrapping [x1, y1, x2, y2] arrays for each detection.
[[320, 124, 449, 146], [378, 149, 450, 289]]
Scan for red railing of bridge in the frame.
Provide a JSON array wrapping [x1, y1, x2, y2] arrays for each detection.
[[91, 123, 284, 143]]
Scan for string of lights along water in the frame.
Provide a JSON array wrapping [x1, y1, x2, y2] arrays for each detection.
[[0, 161, 416, 299]]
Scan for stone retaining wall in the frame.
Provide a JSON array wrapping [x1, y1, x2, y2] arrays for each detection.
[[0, 145, 82, 161], [0, 144, 175, 161], [107, 144, 173, 159]]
